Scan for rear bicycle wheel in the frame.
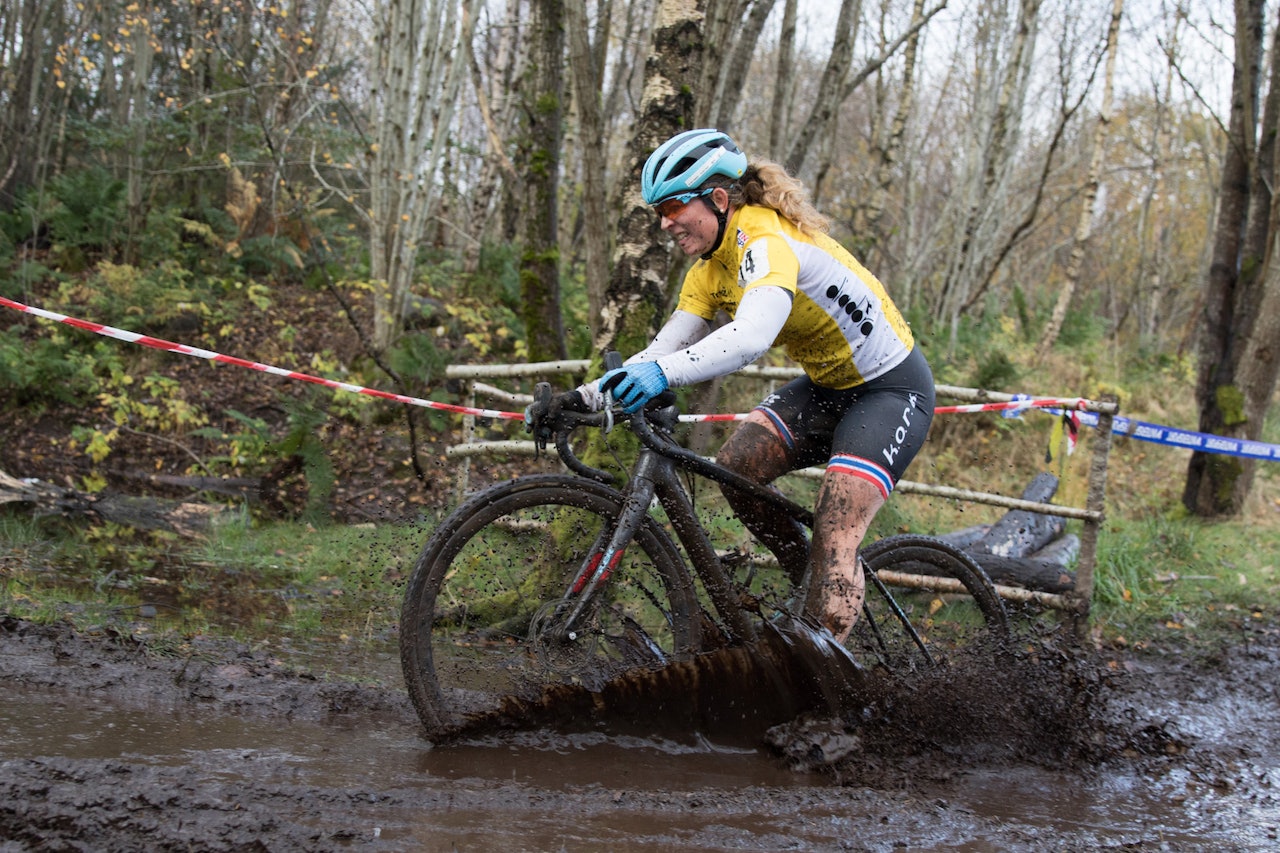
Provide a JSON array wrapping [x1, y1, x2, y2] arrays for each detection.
[[400, 474, 698, 738], [849, 534, 1010, 674]]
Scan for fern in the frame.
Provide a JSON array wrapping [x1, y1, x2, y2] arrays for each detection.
[[273, 398, 336, 522]]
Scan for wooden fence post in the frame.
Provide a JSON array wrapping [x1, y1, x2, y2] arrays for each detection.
[[457, 379, 476, 498], [1073, 396, 1118, 641]]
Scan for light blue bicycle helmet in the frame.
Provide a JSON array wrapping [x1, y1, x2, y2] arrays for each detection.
[[641, 128, 747, 205]]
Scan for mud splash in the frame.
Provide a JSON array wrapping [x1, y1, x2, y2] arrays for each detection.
[[427, 615, 1113, 785], [771, 630, 1117, 779], [437, 616, 868, 744]]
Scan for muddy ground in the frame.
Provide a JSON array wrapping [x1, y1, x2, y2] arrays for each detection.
[[2, 615, 1279, 851]]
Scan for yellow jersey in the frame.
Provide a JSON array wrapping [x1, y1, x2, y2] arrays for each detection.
[[674, 205, 915, 389]]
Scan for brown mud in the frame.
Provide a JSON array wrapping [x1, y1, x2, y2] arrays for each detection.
[[3, 614, 1280, 851]]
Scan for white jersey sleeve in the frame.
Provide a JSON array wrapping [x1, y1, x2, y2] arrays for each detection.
[[575, 309, 712, 411], [628, 310, 711, 363], [655, 285, 792, 387]]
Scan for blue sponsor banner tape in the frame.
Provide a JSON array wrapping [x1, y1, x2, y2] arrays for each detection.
[[1056, 410, 1280, 461]]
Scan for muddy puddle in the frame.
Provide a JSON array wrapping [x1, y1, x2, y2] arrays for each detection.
[[3, 617, 1280, 851], [0, 686, 819, 792]]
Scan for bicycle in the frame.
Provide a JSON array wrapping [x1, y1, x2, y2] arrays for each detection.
[[400, 365, 1011, 740]]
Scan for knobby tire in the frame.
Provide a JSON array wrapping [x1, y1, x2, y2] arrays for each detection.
[[400, 474, 698, 739], [852, 534, 1011, 673]]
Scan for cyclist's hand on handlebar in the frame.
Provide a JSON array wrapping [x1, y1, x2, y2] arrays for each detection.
[[551, 389, 591, 416], [524, 386, 590, 449], [599, 361, 669, 414]]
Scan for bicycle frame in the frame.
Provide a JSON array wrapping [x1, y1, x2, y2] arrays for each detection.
[[547, 397, 937, 661], [555, 403, 761, 644]]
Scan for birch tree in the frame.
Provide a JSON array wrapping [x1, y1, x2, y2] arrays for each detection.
[[1035, 0, 1123, 360], [597, 0, 706, 355], [366, 0, 479, 354]]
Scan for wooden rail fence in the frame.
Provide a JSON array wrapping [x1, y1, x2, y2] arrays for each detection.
[[444, 360, 1118, 627]]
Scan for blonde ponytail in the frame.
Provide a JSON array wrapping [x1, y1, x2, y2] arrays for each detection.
[[724, 160, 830, 236]]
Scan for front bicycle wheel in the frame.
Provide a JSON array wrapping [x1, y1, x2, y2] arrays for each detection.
[[400, 474, 698, 738], [849, 534, 1010, 674]]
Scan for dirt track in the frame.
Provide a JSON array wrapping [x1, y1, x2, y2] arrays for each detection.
[[2, 614, 1279, 851]]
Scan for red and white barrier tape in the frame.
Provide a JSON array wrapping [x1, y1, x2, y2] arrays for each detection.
[[0, 296, 1097, 422], [934, 398, 1089, 415], [0, 295, 523, 420]]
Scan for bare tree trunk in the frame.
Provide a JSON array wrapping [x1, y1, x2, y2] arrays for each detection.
[[602, 0, 656, 125], [123, 5, 154, 264], [1182, 0, 1264, 514], [1136, 12, 1180, 345], [0, 1, 64, 209], [520, 0, 570, 362], [567, 0, 611, 326], [930, 0, 1043, 351], [863, 0, 926, 276], [711, 0, 777, 127], [784, 0, 860, 175], [1233, 227, 1280, 477], [1232, 8, 1280, 439], [1035, 0, 1123, 361], [461, 5, 523, 272], [786, 0, 947, 180], [695, 0, 746, 125], [766, 0, 798, 158]]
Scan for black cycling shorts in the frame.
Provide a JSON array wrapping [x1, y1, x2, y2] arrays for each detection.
[[755, 347, 934, 498]]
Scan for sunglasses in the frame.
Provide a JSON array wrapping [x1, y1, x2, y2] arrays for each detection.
[[653, 187, 715, 220]]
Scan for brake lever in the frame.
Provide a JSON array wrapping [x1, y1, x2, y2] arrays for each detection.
[[601, 350, 624, 435]]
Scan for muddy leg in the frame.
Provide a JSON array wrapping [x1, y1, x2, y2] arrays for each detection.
[[804, 471, 883, 643], [715, 413, 810, 585]]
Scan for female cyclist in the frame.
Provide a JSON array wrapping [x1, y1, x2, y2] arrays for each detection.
[[559, 128, 933, 642]]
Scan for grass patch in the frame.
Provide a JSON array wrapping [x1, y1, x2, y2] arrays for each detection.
[[1, 509, 430, 659], [1091, 511, 1280, 651]]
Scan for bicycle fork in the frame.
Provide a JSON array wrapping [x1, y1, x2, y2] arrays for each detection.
[[551, 454, 663, 642], [551, 448, 760, 650]]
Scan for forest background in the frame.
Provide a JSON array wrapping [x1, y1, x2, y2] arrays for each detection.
[[1, 0, 1279, 648]]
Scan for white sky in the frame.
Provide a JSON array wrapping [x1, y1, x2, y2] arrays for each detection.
[[791, 0, 1234, 120]]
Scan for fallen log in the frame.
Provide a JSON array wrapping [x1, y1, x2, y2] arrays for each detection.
[[117, 472, 261, 501], [964, 472, 1075, 593], [0, 469, 225, 537], [967, 471, 1066, 558], [934, 524, 990, 550], [888, 552, 1076, 595], [1030, 532, 1079, 567], [924, 473, 1079, 595]]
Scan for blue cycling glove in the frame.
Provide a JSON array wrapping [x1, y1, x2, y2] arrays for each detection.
[[599, 362, 669, 414]]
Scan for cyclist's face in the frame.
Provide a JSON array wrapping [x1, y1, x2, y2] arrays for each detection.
[[658, 188, 729, 257]]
